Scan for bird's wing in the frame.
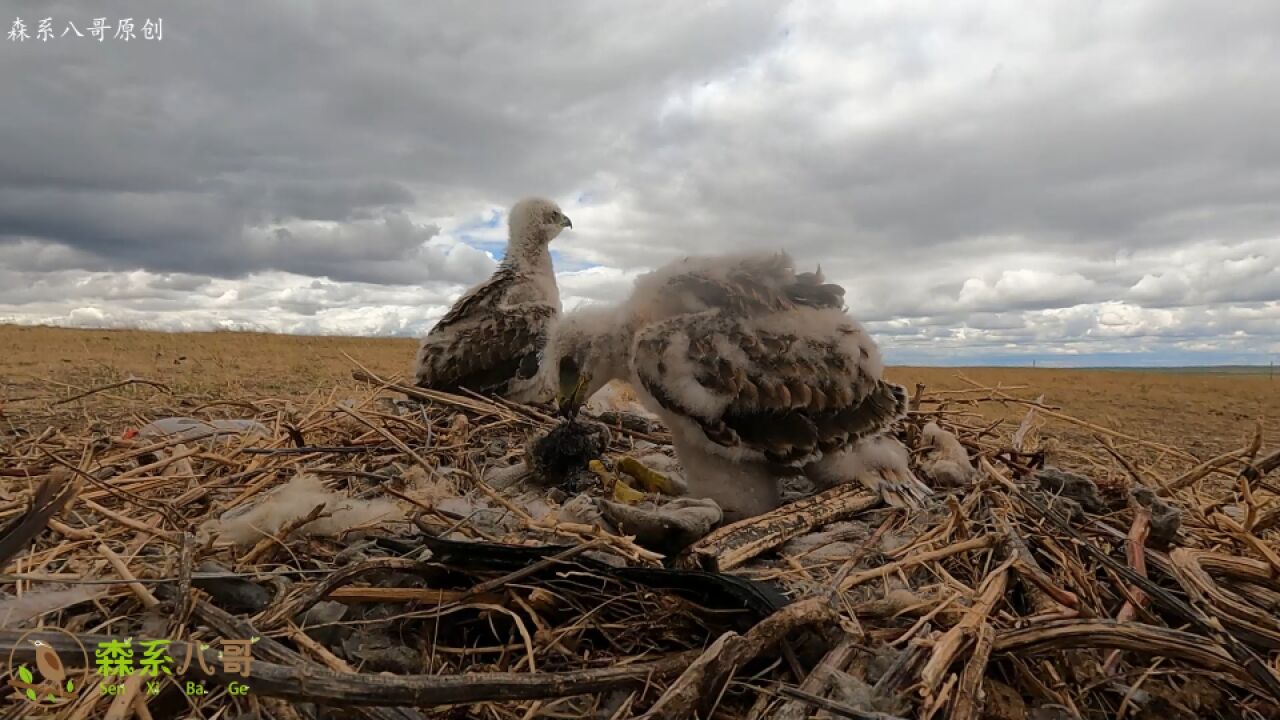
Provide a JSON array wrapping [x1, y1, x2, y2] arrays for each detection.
[[416, 263, 558, 396], [416, 302, 554, 396], [632, 252, 847, 319], [433, 266, 515, 330], [35, 645, 65, 681], [631, 308, 906, 466]]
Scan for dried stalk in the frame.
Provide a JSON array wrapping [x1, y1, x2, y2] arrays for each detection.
[[679, 486, 880, 572], [640, 598, 838, 720]]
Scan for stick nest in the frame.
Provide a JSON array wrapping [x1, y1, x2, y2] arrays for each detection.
[[1, 366, 1278, 720]]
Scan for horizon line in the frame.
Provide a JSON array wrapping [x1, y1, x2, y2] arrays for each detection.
[[2, 322, 1274, 371]]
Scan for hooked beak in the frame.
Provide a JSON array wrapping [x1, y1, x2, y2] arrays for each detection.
[[556, 372, 591, 417], [561, 215, 573, 229]]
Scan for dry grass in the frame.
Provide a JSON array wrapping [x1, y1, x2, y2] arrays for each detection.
[[884, 366, 1279, 463], [2, 323, 1280, 718], [4, 323, 1275, 461]]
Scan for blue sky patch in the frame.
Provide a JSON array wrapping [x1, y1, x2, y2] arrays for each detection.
[[459, 234, 508, 260]]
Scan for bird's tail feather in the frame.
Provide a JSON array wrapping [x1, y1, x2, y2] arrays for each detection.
[[874, 467, 934, 510]]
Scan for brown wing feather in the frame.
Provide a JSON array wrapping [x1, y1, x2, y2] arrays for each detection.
[[0, 471, 77, 569], [415, 304, 553, 396], [632, 310, 905, 466], [433, 267, 514, 330]]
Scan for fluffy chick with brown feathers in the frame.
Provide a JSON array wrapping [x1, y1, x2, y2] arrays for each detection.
[[414, 197, 572, 403], [555, 251, 912, 521]]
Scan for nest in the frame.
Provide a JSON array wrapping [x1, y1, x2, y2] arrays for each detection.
[[1, 366, 1278, 720]]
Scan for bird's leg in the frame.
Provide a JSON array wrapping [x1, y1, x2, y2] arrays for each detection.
[[690, 460, 779, 523], [802, 452, 847, 493], [616, 456, 683, 495], [671, 435, 779, 522]]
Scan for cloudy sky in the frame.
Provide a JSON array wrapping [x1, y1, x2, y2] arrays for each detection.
[[2, 1, 1278, 366]]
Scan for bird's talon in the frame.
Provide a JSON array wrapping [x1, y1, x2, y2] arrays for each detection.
[[617, 456, 680, 495], [589, 459, 645, 503], [611, 477, 647, 504], [587, 459, 611, 482]]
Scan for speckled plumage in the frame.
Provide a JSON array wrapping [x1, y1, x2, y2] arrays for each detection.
[[414, 197, 571, 403], [557, 251, 909, 520]]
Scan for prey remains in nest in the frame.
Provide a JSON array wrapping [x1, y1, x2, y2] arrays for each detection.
[[527, 417, 611, 492]]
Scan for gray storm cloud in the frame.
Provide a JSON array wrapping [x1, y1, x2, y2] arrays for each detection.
[[1, 0, 1277, 364]]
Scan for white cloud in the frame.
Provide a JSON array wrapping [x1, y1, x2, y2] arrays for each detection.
[[956, 270, 1097, 313], [1, 1, 1278, 365]]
